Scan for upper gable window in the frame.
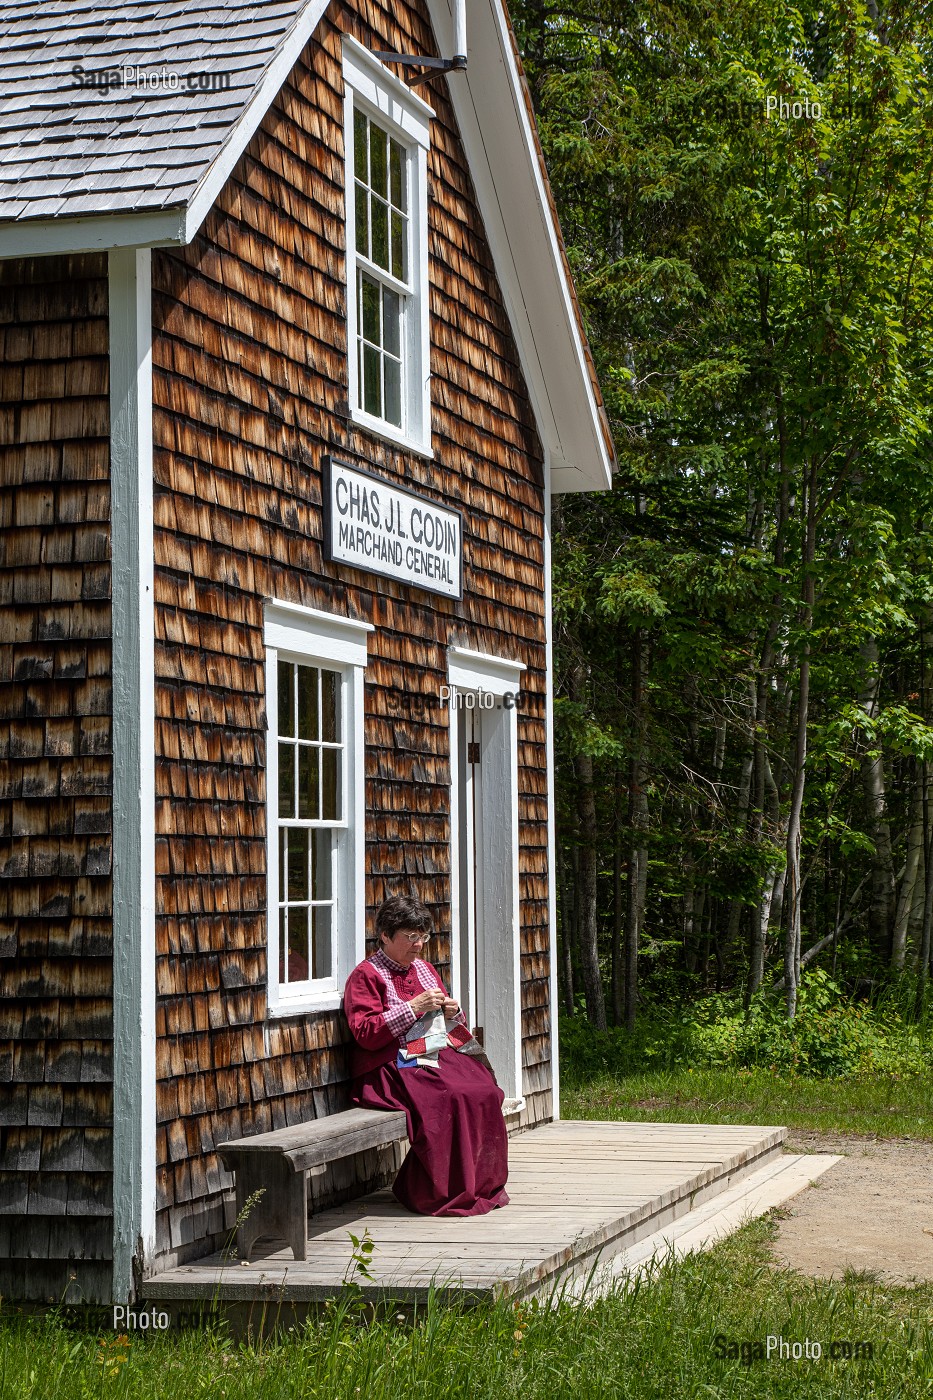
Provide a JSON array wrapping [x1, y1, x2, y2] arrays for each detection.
[[343, 37, 432, 457]]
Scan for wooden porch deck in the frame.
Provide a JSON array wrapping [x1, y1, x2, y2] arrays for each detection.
[[142, 1121, 787, 1314]]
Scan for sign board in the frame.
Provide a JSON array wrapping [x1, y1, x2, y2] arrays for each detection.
[[323, 457, 463, 600]]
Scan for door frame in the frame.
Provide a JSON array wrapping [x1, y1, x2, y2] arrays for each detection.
[[447, 646, 525, 1103]]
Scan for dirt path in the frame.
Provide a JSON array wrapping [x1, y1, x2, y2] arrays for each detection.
[[771, 1132, 933, 1285]]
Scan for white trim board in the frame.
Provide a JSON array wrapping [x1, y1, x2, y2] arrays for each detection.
[[447, 645, 523, 1102], [109, 247, 157, 1302], [543, 455, 560, 1119], [448, 646, 525, 695], [0, 208, 188, 259], [263, 599, 370, 1020], [264, 598, 373, 667]]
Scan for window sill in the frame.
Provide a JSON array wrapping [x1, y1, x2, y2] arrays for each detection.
[[348, 408, 434, 461], [266, 990, 343, 1018]]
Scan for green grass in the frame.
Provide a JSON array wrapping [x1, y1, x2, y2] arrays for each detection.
[[561, 1065, 933, 1140], [6, 1027, 932, 1397], [2, 1218, 932, 1398]]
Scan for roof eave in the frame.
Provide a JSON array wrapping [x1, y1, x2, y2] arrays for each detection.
[[0, 206, 188, 259], [424, 0, 615, 494]]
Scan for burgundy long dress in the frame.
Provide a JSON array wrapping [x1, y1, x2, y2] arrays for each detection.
[[343, 950, 509, 1216]]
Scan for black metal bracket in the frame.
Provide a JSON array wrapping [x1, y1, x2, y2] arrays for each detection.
[[371, 51, 467, 86]]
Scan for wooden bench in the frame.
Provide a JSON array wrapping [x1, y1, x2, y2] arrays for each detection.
[[218, 1107, 408, 1262], [218, 1098, 525, 1262]]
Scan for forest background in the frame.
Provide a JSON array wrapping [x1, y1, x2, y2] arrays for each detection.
[[511, 0, 933, 1076]]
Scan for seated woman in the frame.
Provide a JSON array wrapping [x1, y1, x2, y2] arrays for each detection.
[[342, 894, 509, 1217]]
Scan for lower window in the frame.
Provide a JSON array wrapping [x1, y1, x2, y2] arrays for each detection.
[[276, 658, 342, 984], [264, 602, 370, 1014]]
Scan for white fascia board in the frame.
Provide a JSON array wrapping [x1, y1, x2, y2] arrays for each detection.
[[182, 0, 331, 243], [550, 465, 601, 495], [425, 0, 613, 495], [109, 248, 156, 1301], [448, 645, 526, 695], [0, 207, 187, 259]]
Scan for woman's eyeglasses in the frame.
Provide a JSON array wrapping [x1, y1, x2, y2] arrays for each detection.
[[397, 932, 429, 944]]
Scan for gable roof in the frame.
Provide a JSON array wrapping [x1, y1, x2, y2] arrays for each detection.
[[0, 0, 614, 492]]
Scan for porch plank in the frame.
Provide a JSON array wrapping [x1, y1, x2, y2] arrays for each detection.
[[142, 1119, 787, 1309]]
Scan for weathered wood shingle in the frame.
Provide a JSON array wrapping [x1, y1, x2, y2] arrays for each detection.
[[150, 0, 551, 1268], [0, 253, 112, 1303]]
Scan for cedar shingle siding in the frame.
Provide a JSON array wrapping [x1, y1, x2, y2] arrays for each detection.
[[0, 254, 112, 1303], [0, 0, 554, 1293], [151, 1, 550, 1268]]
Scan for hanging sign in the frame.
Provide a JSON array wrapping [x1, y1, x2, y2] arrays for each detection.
[[323, 457, 463, 600]]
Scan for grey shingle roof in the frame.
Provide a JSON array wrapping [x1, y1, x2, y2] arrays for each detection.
[[0, 0, 312, 223]]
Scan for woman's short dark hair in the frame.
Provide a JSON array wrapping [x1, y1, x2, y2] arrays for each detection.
[[375, 895, 434, 943]]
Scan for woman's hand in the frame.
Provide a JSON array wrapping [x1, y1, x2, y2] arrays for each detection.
[[442, 997, 460, 1018], [409, 987, 447, 1017]]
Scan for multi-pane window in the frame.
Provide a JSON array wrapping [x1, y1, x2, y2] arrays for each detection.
[[265, 599, 369, 1015], [276, 660, 343, 986], [353, 109, 408, 428], [344, 37, 431, 454]]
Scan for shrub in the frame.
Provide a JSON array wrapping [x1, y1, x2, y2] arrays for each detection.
[[560, 970, 933, 1082]]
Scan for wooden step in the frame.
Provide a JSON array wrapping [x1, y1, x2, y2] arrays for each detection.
[[557, 1152, 841, 1300]]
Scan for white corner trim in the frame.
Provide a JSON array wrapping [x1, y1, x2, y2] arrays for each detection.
[[448, 646, 526, 696], [264, 598, 373, 668], [543, 457, 560, 1119], [109, 247, 156, 1300]]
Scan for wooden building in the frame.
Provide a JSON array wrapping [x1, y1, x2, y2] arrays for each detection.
[[0, 0, 613, 1304]]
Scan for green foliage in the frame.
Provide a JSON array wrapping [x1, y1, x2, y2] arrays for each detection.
[[561, 969, 933, 1080], [516, 0, 933, 1023]]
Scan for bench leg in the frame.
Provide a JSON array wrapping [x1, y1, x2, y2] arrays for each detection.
[[235, 1156, 308, 1263]]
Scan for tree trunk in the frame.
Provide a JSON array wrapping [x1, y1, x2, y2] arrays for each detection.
[[683, 849, 696, 973], [575, 745, 607, 1030], [892, 764, 924, 971], [749, 867, 775, 1000], [918, 816, 933, 1011], [859, 637, 895, 962], [725, 683, 755, 968], [611, 775, 623, 1025], [624, 628, 647, 1032], [556, 839, 575, 1015], [784, 458, 817, 1020]]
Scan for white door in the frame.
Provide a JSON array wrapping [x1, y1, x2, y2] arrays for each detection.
[[448, 647, 525, 1103], [457, 702, 485, 1042]]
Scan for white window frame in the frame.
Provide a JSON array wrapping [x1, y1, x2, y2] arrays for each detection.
[[343, 35, 433, 458], [264, 600, 372, 1016]]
